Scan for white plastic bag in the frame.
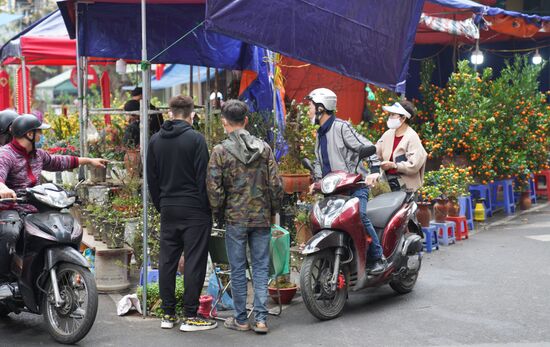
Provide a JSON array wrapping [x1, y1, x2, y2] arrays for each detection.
[[117, 294, 142, 316]]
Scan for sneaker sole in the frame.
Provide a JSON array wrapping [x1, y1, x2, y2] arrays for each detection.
[[180, 322, 218, 332], [161, 323, 175, 329]]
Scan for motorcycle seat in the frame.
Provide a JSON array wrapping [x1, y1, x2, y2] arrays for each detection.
[[366, 191, 408, 229]]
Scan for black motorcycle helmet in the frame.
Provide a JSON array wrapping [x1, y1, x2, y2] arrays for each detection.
[[11, 114, 51, 151], [0, 109, 18, 134]]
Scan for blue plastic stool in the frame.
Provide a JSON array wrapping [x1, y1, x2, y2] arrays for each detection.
[[430, 221, 456, 246], [514, 176, 537, 205], [469, 184, 493, 218], [458, 195, 475, 232], [139, 267, 159, 286], [421, 225, 439, 253], [490, 179, 516, 215]]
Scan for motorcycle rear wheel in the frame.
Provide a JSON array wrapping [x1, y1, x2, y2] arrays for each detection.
[[300, 249, 348, 320], [389, 255, 422, 294], [42, 263, 98, 345]]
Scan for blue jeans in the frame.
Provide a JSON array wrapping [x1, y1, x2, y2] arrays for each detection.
[[351, 187, 383, 261], [225, 225, 271, 324]]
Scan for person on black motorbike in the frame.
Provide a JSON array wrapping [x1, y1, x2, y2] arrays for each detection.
[[306, 88, 386, 275], [0, 109, 18, 146], [0, 114, 107, 277]]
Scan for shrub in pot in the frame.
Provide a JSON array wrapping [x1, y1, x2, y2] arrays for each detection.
[[268, 276, 297, 305]]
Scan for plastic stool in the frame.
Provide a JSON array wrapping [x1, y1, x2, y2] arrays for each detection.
[[458, 195, 474, 231], [490, 179, 516, 215], [139, 267, 159, 286], [534, 170, 550, 199], [431, 221, 456, 246], [421, 225, 439, 253], [469, 184, 493, 218], [446, 216, 469, 241]]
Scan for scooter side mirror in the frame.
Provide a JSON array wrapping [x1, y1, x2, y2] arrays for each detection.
[[358, 145, 376, 161]]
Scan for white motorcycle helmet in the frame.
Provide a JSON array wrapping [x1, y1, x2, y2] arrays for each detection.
[[306, 88, 337, 112]]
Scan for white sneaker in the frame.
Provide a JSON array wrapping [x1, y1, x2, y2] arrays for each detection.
[[160, 314, 180, 329]]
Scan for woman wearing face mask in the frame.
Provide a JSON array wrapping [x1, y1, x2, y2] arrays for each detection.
[[375, 100, 427, 192]]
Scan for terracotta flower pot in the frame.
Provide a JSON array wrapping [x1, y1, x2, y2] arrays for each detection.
[[268, 286, 297, 305], [433, 198, 449, 223], [124, 149, 142, 179], [446, 199, 460, 217], [416, 202, 432, 227], [519, 191, 532, 210], [280, 173, 311, 194], [294, 221, 313, 244]]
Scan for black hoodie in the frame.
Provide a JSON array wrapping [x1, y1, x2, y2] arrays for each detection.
[[146, 119, 210, 212]]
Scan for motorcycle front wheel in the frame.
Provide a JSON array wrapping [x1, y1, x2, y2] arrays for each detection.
[[42, 263, 98, 344], [300, 249, 348, 320]]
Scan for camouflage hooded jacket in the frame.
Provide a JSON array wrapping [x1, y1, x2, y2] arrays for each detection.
[[207, 129, 283, 228]]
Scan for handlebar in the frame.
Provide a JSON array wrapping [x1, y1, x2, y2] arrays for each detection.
[[0, 197, 26, 203]]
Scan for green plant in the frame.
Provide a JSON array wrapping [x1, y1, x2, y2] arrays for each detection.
[[132, 205, 161, 269], [277, 101, 310, 174], [423, 164, 473, 200], [137, 276, 185, 317], [269, 275, 296, 289], [294, 209, 309, 224]]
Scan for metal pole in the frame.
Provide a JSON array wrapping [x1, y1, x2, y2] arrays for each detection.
[[83, 57, 89, 157], [75, 4, 85, 158], [140, 0, 150, 318], [197, 67, 202, 107], [21, 58, 28, 114], [206, 67, 211, 144], [189, 65, 194, 99]]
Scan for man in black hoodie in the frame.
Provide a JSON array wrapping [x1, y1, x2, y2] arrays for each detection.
[[146, 95, 216, 332]]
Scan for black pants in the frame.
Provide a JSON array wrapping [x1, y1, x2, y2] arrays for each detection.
[[159, 206, 211, 317], [0, 211, 22, 278]]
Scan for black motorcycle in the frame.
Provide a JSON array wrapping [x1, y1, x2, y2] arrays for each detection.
[[0, 183, 98, 344]]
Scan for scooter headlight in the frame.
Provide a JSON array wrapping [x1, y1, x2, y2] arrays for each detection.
[[314, 198, 346, 228], [321, 173, 343, 194]]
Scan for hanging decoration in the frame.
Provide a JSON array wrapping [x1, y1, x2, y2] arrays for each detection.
[[16, 66, 31, 114], [100, 71, 111, 125], [419, 13, 480, 40], [0, 69, 11, 110]]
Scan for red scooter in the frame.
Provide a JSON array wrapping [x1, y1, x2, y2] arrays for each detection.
[[300, 146, 423, 320]]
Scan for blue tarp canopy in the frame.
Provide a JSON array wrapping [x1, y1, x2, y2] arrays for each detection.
[[205, 0, 425, 92], [57, 0, 426, 92], [151, 64, 208, 90]]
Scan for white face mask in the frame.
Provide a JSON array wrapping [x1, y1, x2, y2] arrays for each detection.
[[387, 118, 402, 129]]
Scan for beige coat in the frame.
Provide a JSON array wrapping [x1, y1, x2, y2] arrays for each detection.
[[375, 126, 427, 192]]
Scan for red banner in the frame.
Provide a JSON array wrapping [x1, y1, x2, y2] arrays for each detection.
[[16, 66, 31, 114], [0, 70, 11, 110], [100, 71, 111, 125]]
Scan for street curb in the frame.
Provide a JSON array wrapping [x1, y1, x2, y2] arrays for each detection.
[[471, 201, 549, 234]]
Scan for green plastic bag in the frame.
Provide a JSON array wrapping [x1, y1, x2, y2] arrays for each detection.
[[269, 224, 290, 277]]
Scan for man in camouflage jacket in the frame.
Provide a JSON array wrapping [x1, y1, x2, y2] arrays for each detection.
[[207, 100, 283, 334]]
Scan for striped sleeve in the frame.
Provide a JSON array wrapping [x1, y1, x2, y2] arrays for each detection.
[[39, 150, 79, 172]]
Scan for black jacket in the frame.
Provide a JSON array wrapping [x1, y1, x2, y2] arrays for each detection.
[[146, 119, 210, 212]]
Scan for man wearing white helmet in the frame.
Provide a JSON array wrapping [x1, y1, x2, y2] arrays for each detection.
[[306, 88, 386, 274]]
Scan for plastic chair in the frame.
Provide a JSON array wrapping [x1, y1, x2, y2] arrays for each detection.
[[446, 216, 469, 241], [430, 221, 456, 246], [421, 225, 439, 253], [469, 184, 493, 218], [490, 179, 516, 215], [534, 170, 550, 198], [458, 195, 474, 231]]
